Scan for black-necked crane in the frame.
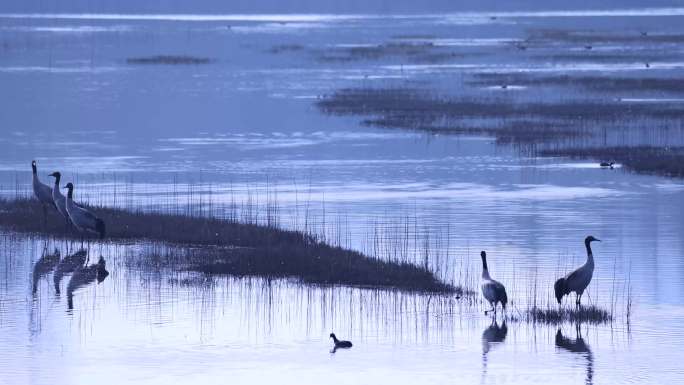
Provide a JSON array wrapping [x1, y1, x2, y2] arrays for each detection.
[[554, 236, 600, 306], [64, 182, 106, 239], [480, 251, 508, 315], [329, 333, 352, 352], [48, 172, 71, 228], [32, 160, 54, 225]]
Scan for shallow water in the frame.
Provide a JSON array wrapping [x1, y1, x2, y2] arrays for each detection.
[[1, 6, 684, 384]]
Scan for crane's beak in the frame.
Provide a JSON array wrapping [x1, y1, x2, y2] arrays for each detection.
[[49, 173, 56, 177], [595, 238, 602, 242]]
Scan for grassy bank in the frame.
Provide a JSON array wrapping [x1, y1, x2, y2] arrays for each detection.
[[0, 198, 456, 294]]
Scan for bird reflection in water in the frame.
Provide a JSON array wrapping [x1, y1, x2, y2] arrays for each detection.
[[66, 256, 109, 310], [481, 319, 507, 383], [54, 249, 88, 294], [32, 247, 61, 295], [555, 325, 594, 385]]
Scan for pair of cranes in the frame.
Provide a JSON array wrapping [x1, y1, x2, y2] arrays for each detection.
[[31, 160, 106, 239], [480, 236, 601, 315]]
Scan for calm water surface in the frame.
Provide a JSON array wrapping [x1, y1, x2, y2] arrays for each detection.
[[1, 7, 684, 384]]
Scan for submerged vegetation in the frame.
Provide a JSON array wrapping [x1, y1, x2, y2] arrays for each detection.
[[269, 39, 468, 64], [0, 198, 455, 294], [127, 55, 212, 65]]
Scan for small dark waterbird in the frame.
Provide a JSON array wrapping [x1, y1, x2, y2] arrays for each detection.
[[480, 251, 508, 315], [329, 333, 352, 350], [554, 236, 600, 306], [599, 162, 614, 169], [64, 182, 106, 239]]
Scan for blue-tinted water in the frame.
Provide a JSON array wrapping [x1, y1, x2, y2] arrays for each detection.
[[1, 7, 684, 384]]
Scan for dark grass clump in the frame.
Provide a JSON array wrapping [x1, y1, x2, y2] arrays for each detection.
[[315, 42, 464, 64], [518, 305, 612, 325], [317, 87, 684, 123], [528, 28, 684, 44], [268, 44, 305, 54], [0, 198, 456, 294], [316, 87, 684, 141], [541, 146, 684, 178], [316, 87, 684, 176], [470, 73, 684, 94], [127, 55, 212, 65]]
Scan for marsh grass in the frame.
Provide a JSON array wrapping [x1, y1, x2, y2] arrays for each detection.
[[0, 198, 457, 294], [521, 305, 612, 324], [541, 146, 684, 177], [470, 73, 684, 94], [317, 87, 684, 177], [270, 40, 467, 64], [127, 55, 212, 65], [316, 42, 463, 63]]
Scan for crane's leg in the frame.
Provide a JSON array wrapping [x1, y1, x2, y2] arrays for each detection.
[[576, 293, 582, 307], [484, 302, 494, 315], [42, 204, 47, 230]]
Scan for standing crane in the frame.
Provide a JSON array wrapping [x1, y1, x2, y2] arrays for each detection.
[[32, 160, 53, 226], [64, 182, 106, 240], [480, 251, 508, 315], [554, 236, 600, 306]]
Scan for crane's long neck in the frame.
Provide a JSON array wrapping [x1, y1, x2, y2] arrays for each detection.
[[331, 335, 339, 343], [481, 255, 491, 280], [53, 175, 60, 187], [584, 240, 594, 266], [67, 187, 74, 200]]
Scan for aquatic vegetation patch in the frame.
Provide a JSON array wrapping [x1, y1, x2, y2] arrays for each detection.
[[516, 305, 613, 325], [126, 55, 212, 65], [317, 87, 684, 177], [0, 198, 457, 294], [272, 40, 467, 64], [528, 28, 684, 44], [541, 146, 684, 178], [469, 73, 684, 94]]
